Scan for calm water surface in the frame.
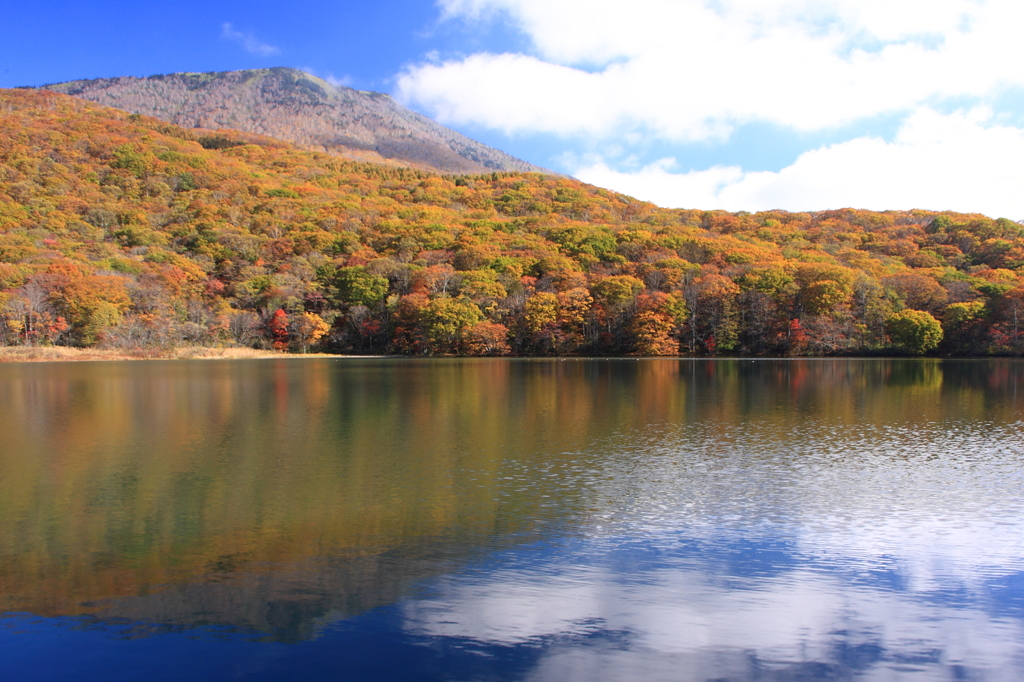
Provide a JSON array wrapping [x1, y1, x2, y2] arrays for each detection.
[[1, 358, 1022, 681]]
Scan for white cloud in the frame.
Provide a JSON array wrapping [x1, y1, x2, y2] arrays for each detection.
[[300, 67, 353, 88], [398, 53, 635, 137], [396, 0, 1024, 214], [574, 107, 1024, 217], [400, 0, 1024, 140], [323, 74, 353, 88], [221, 22, 281, 57], [440, 0, 984, 61]]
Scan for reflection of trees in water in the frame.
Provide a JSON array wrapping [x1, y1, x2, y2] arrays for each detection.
[[0, 359, 616, 630], [87, 541, 516, 643], [0, 359, 1021, 640]]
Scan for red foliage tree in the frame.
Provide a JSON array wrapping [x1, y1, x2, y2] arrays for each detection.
[[269, 309, 290, 351]]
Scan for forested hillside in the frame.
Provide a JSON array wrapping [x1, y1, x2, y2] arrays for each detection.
[[2, 88, 1023, 356], [41, 68, 547, 175]]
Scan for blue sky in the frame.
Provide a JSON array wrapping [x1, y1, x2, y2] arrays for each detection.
[[3, 0, 1024, 217], [0, 1, 444, 90]]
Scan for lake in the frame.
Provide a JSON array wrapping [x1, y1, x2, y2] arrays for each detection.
[[1, 358, 1022, 681]]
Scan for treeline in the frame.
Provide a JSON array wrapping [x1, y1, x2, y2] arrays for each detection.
[[1, 88, 1023, 357]]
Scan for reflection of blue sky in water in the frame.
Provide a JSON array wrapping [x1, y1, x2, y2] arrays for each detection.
[[401, 537, 1024, 681], [395, 417, 1024, 681], [6, 535, 1023, 681], [5, 412, 1024, 681]]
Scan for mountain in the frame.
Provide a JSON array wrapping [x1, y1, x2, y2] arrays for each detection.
[[1, 87, 1023, 358], [40, 67, 548, 175]]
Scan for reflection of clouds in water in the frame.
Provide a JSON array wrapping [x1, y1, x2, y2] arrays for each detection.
[[797, 517, 1024, 596], [582, 419, 1024, 587], [403, 561, 1024, 681], [400, 417, 1024, 680]]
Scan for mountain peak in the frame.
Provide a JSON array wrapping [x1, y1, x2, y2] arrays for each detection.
[[42, 68, 547, 175]]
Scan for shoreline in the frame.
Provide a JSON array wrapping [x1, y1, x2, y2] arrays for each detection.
[[0, 347, 1017, 363], [0, 346, 344, 363]]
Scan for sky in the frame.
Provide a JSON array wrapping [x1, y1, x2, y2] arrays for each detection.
[[3, 0, 1024, 218]]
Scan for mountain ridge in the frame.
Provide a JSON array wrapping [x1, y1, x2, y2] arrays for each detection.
[[40, 67, 549, 175]]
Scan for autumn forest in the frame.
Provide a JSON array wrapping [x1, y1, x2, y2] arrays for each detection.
[[3, 88, 1024, 357]]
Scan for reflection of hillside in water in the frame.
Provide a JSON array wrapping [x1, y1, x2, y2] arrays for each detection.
[[0, 359, 606, 638], [1, 359, 1021, 643], [75, 545, 492, 642]]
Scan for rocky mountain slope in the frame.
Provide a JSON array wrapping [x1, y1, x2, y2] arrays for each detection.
[[41, 67, 547, 175]]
